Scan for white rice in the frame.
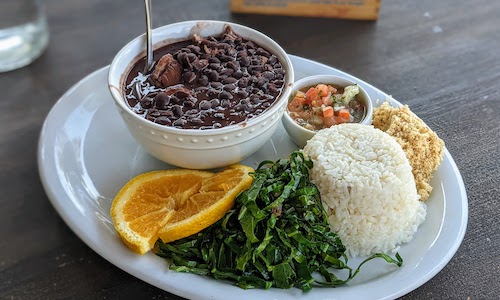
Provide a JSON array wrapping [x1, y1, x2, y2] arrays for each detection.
[[302, 123, 426, 257]]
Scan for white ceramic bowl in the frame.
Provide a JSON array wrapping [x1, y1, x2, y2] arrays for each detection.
[[282, 74, 373, 148], [108, 20, 294, 169]]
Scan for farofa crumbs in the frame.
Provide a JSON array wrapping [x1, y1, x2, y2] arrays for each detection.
[[372, 101, 445, 201]]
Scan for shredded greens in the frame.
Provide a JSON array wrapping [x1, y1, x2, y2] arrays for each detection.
[[154, 151, 402, 291]]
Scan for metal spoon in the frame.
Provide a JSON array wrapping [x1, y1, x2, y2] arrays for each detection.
[[134, 0, 153, 99], [143, 0, 153, 73]]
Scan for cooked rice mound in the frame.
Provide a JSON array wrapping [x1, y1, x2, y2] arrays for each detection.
[[372, 101, 445, 201], [303, 124, 426, 257]]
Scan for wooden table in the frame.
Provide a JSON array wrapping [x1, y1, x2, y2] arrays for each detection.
[[1, 0, 498, 299]]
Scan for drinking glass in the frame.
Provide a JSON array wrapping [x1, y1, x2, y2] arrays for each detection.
[[0, 0, 49, 72]]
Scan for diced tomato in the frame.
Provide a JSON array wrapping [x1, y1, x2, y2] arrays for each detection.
[[291, 91, 306, 105], [305, 87, 320, 103], [293, 96, 306, 105], [316, 84, 329, 97], [322, 106, 334, 118], [337, 109, 351, 123], [290, 100, 300, 110], [323, 116, 337, 127], [322, 96, 333, 106], [327, 85, 338, 94]]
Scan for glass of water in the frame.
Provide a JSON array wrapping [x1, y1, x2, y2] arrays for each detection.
[[0, 0, 49, 72]]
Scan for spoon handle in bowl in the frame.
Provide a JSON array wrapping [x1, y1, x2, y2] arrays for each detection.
[[143, 0, 153, 73]]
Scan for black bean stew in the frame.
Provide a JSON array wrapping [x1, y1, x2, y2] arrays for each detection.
[[124, 26, 285, 130]]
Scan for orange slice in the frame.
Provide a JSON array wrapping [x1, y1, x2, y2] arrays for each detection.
[[110, 164, 254, 254]]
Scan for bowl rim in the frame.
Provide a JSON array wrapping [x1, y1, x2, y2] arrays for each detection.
[[108, 20, 294, 137], [283, 74, 373, 134]]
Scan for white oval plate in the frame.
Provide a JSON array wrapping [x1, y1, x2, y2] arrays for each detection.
[[38, 55, 468, 300]]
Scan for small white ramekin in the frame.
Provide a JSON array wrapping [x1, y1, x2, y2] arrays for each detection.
[[282, 74, 373, 148]]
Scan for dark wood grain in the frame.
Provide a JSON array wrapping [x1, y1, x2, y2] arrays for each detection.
[[1, 0, 498, 299]]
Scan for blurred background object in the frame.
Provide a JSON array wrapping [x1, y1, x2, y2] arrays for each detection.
[[0, 0, 49, 72], [230, 0, 380, 20]]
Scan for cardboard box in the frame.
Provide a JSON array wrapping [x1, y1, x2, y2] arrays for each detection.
[[230, 0, 380, 20]]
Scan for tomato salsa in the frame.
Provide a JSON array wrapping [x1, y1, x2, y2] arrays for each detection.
[[287, 83, 366, 131]]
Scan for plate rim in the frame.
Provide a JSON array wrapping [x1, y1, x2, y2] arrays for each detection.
[[37, 55, 468, 300]]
